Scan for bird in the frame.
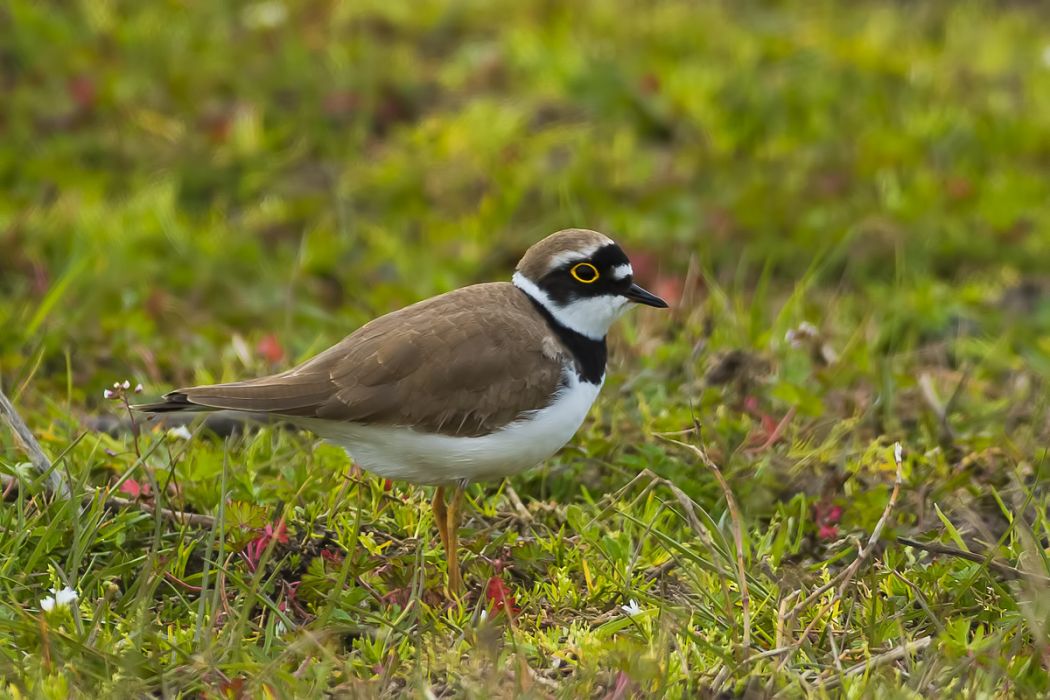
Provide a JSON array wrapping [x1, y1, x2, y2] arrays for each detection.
[[136, 228, 668, 593]]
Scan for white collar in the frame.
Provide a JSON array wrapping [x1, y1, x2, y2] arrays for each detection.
[[512, 272, 629, 340]]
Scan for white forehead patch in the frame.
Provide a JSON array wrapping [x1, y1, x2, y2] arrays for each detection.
[[546, 243, 607, 272], [611, 264, 633, 280]]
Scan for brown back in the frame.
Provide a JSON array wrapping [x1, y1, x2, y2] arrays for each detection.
[[165, 283, 569, 437]]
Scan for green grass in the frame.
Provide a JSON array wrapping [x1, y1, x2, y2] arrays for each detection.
[[3, 0, 1050, 696]]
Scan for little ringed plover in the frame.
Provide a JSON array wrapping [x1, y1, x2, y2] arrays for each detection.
[[137, 228, 668, 592]]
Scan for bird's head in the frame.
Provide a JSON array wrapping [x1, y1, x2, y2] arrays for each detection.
[[513, 228, 669, 339]]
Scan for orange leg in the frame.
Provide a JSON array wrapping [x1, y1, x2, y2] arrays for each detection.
[[432, 486, 450, 559], [445, 483, 465, 595]]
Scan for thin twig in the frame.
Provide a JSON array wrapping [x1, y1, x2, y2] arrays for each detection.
[[772, 443, 906, 677], [889, 569, 946, 635], [818, 636, 933, 689], [787, 443, 905, 619], [774, 591, 798, 652], [644, 558, 678, 581], [827, 616, 845, 677], [744, 646, 794, 664], [164, 571, 205, 593], [587, 468, 662, 528], [101, 491, 217, 527], [897, 537, 1050, 584], [659, 435, 752, 652], [0, 473, 216, 527], [918, 372, 952, 442], [745, 406, 797, 453], [0, 387, 70, 497], [503, 484, 533, 522], [622, 469, 733, 581]]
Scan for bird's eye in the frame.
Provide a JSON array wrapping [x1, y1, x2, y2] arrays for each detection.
[[570, 262, 600, 284]]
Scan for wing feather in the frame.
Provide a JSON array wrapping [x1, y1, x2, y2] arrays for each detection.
[[140, 283, 569, 437]]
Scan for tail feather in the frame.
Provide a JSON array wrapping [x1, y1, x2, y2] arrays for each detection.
[[132, 391, 208, 414], [133, 377, 332, 416]]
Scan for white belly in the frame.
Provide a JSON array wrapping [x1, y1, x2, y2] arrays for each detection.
[[295, 373, 602, 485]]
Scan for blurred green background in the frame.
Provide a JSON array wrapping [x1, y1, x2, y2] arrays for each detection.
[[5, 0, 1050, 397], [6, 1, 1050, 695]]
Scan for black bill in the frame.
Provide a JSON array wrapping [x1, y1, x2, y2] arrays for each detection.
[[624, 283, 669, 308]]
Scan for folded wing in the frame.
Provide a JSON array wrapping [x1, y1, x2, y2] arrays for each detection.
[[137, 283, 567, 437]]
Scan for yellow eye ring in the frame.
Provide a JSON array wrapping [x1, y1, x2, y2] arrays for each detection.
[[570, 262, 600, 284]]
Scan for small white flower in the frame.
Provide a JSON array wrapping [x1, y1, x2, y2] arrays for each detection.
[[134, 383, 144, 394], [894, 442, 903, 464], [53, 586, 78, 606], [168, 425, 193, 441], [786, 322, 819, 348], [103, 389, 114, 399], [113, 381, 122, 389], [121, 380, 131, 390], [620, 599, 643, 617], [40, 586, 77, 613]]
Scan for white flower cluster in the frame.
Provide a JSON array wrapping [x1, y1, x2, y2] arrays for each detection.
[[784, 321, 819, 349], [103, 379, 144, 400]]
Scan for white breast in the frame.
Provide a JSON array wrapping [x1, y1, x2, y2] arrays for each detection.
[[295, 370, 602, 485]]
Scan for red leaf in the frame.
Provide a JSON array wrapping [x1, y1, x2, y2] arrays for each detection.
[[242, 519, 288, 572], [742, 396, 795, 451], [199, 110, 233, 144], [320, 547, 344, 565], [31, 261, 50, 296], [818, 524, 839, 540], [67, 75, 97, 112], [639, 73, 661, 95], [379, 587, 411, 608], [485, 576, 520, 617], [218, 677, 245, 699], [323, 90, 360, 119], [651, 275, 682, 308], [265, 519, 289, 545], [278, 581, 301, 614], [624, 249, 687, 308], [119, 478, 150, 498], [256, 334, 285, 364], [242, 541, 263, 572], [628, 251, 659, 280], [813, 502, 844, 540], [945, 176, 975, 201], [603, 670, 634, 700]]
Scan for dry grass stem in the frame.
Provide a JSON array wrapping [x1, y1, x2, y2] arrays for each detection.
[[787, 443, 905, 620], [0, 387, 70, 497], [897, 537, 1050, 584], [659, 435, 752, 652], [818, 636, 933, 689]]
